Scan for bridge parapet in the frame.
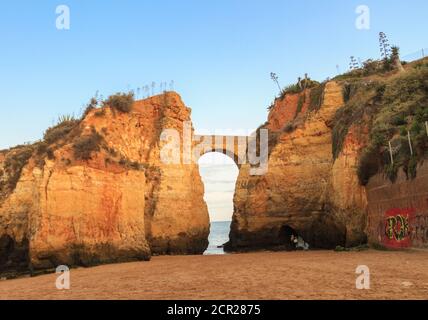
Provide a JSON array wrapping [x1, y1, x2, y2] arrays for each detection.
[[160, 123, 269, 175], [193, 135, 249, 165]]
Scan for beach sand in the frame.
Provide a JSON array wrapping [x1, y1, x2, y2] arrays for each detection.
[[1, 250, 427, 300]]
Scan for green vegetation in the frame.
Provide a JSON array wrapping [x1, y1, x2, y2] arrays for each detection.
[[308, 82, 326, 112], [1, 113, 82, 195], [279, 77, 320, 100], [334, 47, 404, 83], [39, 91, 135, 162], [0, 145, 34, 195], [0, 91, 142, 198], [103, 146, 146, 171], [333, 61, 385, 81], [267, 81, 326, 136], [118, 157, 146, 171], [280, 83, 301, 96], [283, 122, 295, 133], [44, 116, 79, 145], [103, 92, 135, 113], [332, 59, 428, 185], [370, 243, 390, 251], [72, 129, 104, 160], [94, 109, 106, 117], [267, 76, 326, 119], [82, 97, 99, 118], [332, 81, 382, 159], [334, 244, 369, 252], [295, 94, 305, 118]]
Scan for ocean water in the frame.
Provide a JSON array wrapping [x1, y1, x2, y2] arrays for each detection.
[[204, 221, 231, 255]]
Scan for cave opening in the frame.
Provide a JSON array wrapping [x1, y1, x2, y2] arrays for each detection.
[[198, 152, 239, 255], [278, 225, 299, 250]]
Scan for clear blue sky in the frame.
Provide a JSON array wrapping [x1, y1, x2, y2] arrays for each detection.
[[1, 0, 427, 149]]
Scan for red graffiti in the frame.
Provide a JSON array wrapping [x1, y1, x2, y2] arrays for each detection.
[[383, 208, 415, 248]]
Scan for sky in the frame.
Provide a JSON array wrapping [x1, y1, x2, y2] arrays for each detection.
[[199, 157, 239, 222], [1, 0, 427, 221]]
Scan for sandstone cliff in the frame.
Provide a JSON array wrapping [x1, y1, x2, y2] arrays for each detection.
[[0, 92, 209, 276], [227, 58, 428, 251], [227, 82, 369, 250], [1, 59, 427, 276]]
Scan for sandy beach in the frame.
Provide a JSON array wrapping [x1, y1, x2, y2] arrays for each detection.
[[0, 250, 427, 300]]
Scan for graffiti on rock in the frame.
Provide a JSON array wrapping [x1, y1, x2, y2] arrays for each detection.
[[411, 214, 428, 246], [385, 214, 410, 241], [383, 208, 415, 248]]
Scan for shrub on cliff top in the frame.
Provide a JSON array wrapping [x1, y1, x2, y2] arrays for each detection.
[[336, 63, 428, 185], [279, 77, 320, 100], [1, 145, 34, 194], [72, 130, 104, 160], [44, 116, 79, 145], [103, 92, 135, 113], [82, 96, 99, 119]]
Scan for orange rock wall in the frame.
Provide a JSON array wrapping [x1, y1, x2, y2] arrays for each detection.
[[0, 92, 209, 275], [228, 82, 369, 250], [267, 90, 311, 132]]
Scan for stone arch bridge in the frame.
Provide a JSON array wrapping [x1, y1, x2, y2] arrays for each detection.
[[193, 135, 249, 166]]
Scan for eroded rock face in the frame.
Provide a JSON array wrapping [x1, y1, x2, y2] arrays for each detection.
[[0, 162, 151, 274], [266, 90, 311, 132], [330, 124, 369, 246], [30, 165, 149, 269], [227, 82, 369, 251], [82, 94, 210, 255], [0, 92, 209, 275]]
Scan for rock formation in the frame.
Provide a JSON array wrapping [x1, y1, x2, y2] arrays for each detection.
[[227, 82, 369, 251], [227, 58, 428, 252], [0, 92, 210, 276], [1, 61, 427, 275]]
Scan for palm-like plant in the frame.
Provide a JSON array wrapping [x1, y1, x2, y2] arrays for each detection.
[[270, 72, 281, 93]]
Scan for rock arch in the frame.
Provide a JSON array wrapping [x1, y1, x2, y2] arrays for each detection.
[[193, 135, 248, 166]]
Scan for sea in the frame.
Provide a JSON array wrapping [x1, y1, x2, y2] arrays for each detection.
[[204, 221, 231, 255]]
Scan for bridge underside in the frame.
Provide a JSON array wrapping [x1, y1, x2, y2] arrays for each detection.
[[193, 135, 248, 166]]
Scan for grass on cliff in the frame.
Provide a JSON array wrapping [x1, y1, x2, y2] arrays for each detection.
[[72, 128, 104, 160], [283, 82, 327, 133], [44, 116, 80, 145], [332, 59, 428, 185], [295, 94, 305, 118], [102, 92, 135, 113], [279, 77, 320, 99], [36, 92, 135, 161], [262, 81, 328, 157], [0, 145, 35, 196], [265, 80, 327, 140], [333, 54, 406, 82], [0, 92, 142, 198]]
